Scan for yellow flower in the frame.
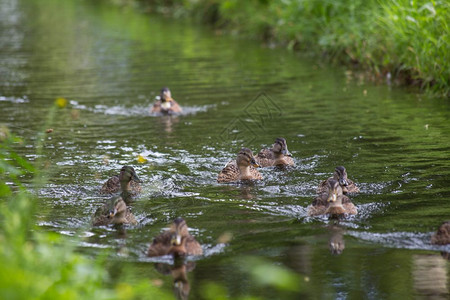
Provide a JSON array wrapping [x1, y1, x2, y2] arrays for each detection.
[[137, 154, 147, 164], [55, 97, 68, 108]]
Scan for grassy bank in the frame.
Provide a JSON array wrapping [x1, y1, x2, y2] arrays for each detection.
[[135, 0, 449, 97]]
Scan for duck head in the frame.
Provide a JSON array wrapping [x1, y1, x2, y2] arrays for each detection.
[[236, 147, 260, 168], [170, 218, 190, 248], [119, 166, 141, 189], [325, 179, 346, 216], [160, 87, 173, 102], [326, 179, 343, 203], [107, 196, 127, 224], [333, 166, 348, 186], [272, 137, 291, 157]]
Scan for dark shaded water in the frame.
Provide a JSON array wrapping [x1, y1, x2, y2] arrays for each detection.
[[1, 0, 450, 298]]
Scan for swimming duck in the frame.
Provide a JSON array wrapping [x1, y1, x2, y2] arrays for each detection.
[[308, 179, 357, 217], [147, 218, 203, 257], [217, 148, 262, 183], [92, 195, 137, 226], [255, 137, 294, 167], [317, 166, 359, 195], [100, 166, 142, 198], [151, 87, 182, 115], [431, 221, 450, 245]]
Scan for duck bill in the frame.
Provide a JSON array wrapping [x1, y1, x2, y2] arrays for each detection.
[[171, 233, 182, 246], [133, 173, 143, 183], [339, 178, 348, 186], [327, 192, 337, 203], [162, 95, 174, 102], [250, 159, 260, 168], [109, 208, 117, 218], [281, 149, 292, 157]]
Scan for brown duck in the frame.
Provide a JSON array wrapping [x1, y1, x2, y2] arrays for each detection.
[[92, 196, 137, 226], [100, 166, 142, 198], [431, 221, 450, 245], [147, 218, 203, 257], [151, 87, 182, 115], [317, 166, 359, 195], [217, 148, 262, 183], [308, 179, 357, 217], [255, 137, 294, 167]]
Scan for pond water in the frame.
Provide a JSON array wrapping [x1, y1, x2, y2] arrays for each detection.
[[1, 0, 450, 298]]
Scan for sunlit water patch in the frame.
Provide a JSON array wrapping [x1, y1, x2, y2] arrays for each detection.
[[347, 230, 450, 253], [70, 99, 216, 117]]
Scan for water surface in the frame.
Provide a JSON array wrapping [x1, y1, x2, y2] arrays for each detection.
[[1, 0, 450, 298]]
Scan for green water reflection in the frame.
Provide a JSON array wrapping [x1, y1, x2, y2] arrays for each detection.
[[1, 0, 450, 298]]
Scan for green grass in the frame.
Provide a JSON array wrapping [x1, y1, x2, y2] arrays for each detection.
[[136, 0, 450, 97]]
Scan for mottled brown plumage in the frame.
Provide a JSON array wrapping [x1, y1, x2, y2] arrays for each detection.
[[100, 166, 142, 197], [317, 166, 359, 195], [147, 218, 203, 257], [256, 137, 294, 167], [308, 179, 357, 217], [431, 221, 450, 245], [151, 87, 182, 115], [92, 196, 137, 226], [217, 148, 262, 183]]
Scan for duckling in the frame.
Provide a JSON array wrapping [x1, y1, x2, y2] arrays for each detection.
[[217, 148, 262, 183], [255, 137, 294, 167], [431, 221, 450, 245], [147, 218, 203, 257], [151, 87, 182, 115], [308, 179, 357, 217], [317, 166, 359, 195], [100, 166, 142, 198], [92, 196, 137, 226]]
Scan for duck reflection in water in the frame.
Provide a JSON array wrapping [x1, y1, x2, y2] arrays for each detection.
[[328, 225, 345, 255], [238, 184, 257, 199], [158, 114, 180, 133], [219, 183, 257, 200], [154, 258, 196, 300], [412, 254, 449, 299]]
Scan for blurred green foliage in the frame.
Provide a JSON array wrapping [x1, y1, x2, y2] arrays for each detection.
[[0, 130, 172, 300], [136, 0, 450, 97], [200, 256, 305, 300]]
